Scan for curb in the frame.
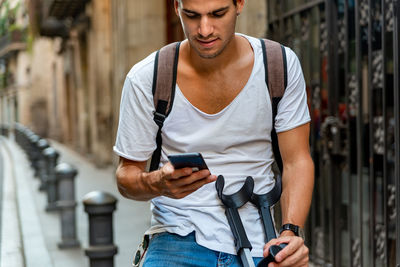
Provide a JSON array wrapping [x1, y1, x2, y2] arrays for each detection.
[[0, 137, 25, 267], [1, 136, 53, 267]]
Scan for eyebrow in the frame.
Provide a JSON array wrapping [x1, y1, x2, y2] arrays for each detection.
[[182, 6, 230, 15]]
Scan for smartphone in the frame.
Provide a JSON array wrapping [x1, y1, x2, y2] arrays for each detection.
[[167, 152, 208, 172]]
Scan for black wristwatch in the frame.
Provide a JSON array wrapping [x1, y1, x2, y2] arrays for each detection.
[[279, 224, 305, 240]]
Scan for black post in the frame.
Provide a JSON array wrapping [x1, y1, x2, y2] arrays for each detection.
[[393, 0, 400, 266], [83, 191, 118, 267], [43, 147, 60, 211], [27, 134, 40, 168], [14, 123, 22, 145], [22, 128, 34, 153], [37, 139, 50, 191], [0, 123, 9, 136], [19, 126, 30, 152], [56, 163, 80, 249]]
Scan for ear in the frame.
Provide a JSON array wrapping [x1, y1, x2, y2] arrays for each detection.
[[174, 0, 180, 17], [236, 0, 245, 14]]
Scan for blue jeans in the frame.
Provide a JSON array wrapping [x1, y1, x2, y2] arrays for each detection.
[[143, 232, 263, 267]]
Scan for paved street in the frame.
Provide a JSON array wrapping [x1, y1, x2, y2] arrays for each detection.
[[0, 143, 3, 264], [0, 135, 151, 267], [0, 133, 318, 267]]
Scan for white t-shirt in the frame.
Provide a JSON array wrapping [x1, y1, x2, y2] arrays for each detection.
[[113, 34, 310, 257]]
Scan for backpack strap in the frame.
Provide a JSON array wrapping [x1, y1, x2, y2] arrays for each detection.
[[149, 42, 181, 171], [149, 39, 287, 173], [260, 38, 288, 174]]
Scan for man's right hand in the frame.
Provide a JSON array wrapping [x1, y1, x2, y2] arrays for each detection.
[[116, 157, 216, 201], [155, 162, 217, 199]]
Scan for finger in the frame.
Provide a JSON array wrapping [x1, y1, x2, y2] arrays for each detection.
[[169, 169, 212, 185], [274, 237, 304, 263], [167, 176, 215, 199], [160, 162, 175, 178], [169, 176, 216, 198], [180, 174, 217, 192], [168, 167, 194, 179], [276, 245, 309, 267], [164, 174, 216, 199], [263, 238, 280, 257]]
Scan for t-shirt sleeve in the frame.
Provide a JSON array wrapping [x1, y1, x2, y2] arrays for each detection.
[[274, 47, 311, 133], [113, 56, 158, 161]]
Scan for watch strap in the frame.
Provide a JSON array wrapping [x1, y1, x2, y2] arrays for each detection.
[[279, 223, 299, 236]]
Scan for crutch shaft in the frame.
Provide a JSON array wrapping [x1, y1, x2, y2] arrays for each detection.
[[240, 248, 256, 267], [259, 205, 277, 241], [225, 207, 252, 252]]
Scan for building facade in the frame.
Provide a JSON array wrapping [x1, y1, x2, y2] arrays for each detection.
[[0, 0, 267, 166], [0, 0, 28, 133]]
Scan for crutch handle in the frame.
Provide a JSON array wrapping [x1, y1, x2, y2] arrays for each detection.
[[216, 175, 255, 266], [256, 243, 288, 267], [250, 174, 282, 241]]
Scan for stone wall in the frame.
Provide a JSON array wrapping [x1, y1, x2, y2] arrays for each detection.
[[8, 0, 267, 166], [111, 0, 167, 163], [236, 0, 267, 38], [17, 38, 65, 139], [86, 0, 113, 165]]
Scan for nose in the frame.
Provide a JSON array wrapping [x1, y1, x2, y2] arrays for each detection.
[[198, 16, 213, 38]]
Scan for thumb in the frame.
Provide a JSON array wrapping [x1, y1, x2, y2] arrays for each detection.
[[162, 162, 174, 175]]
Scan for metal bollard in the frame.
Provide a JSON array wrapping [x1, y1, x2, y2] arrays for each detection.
[[0, 123, 9, 136], [44, 147, 60, 211], [18, 126, 27, 151], [37, 139, 50, 190], [27, 134, 40, 167], [83, 191, 118, 267], [56, 163, 80, 249], [14, 123, 21, 145], [21, 127, 33, 153]]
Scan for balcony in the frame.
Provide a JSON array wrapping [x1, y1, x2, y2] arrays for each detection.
[[39, 0, 90, 38], [0, 29, 27, 59], [47, 0, 89, 20]]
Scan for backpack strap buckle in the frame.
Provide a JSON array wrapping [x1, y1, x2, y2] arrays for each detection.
[[153, 111, 166, 128]]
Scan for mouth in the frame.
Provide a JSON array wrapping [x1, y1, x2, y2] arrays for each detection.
[[196, 38, 218, 48]]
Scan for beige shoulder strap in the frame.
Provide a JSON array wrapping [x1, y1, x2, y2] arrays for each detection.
[[262, 38, 287, 100], [260, 38, 288, 174], [152, 42, 181, 114], [149, 42, 181, 171]]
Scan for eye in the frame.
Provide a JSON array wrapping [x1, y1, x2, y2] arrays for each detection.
[[184, 12, 199, 19], [212, 11, 227, 17]]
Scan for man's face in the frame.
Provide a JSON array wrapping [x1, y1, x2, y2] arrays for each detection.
[[175, 0, 244, 59]]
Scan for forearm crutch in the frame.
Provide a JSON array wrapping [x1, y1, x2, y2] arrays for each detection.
[[251, 174, 287, 266], [216, 175, 255, 267]]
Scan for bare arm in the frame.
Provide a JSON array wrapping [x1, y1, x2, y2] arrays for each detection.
[[263, 123, 314, 266], [279, 122, 314, 228], [115, 157, 217, 201]]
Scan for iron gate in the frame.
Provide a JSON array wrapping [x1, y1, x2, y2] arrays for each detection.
[[266, 0, 400, 266]]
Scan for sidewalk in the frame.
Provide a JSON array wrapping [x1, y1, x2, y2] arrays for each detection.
[[0, 135, 151, 267]]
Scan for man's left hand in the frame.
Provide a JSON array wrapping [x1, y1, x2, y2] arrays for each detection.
[[262, 231, 309, 267]]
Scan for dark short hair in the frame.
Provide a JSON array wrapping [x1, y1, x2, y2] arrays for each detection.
[[178, 0, 237, 6]]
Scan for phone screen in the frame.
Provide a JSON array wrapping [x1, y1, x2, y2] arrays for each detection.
[[167, 153, 208, 171]]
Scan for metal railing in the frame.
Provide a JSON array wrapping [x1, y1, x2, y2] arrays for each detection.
[[266, 0, 400, 266]]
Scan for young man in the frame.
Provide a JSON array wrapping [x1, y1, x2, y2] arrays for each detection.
[[114, 0, 314, 266]]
